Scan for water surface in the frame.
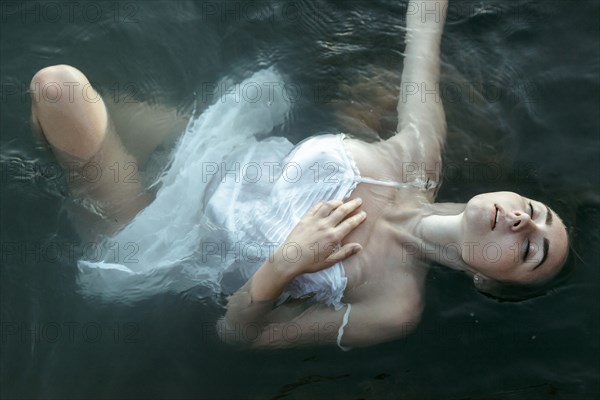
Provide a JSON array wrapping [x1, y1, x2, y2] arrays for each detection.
[[1, 1, 599, 399]]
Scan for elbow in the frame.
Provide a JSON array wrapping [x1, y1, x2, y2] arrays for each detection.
[[217, 317, 268, 349], [216, 318, 280, 350], [386, 300, 424, 340], [216, 318, 246, 347], [396, 313, 422, 338]]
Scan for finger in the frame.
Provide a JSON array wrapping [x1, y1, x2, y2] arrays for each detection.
[[326, 197, 363, 225], [316, 199, 344, 218], [308, 201, 325, 216], [324, 243, 362, 264], [334, 210, 367, 238]]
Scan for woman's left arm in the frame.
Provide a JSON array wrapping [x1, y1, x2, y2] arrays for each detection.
[[384, 0, 448, 181], [217, 198, 367, 346]]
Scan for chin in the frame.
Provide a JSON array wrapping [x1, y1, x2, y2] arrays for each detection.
[[464, 194, 490, 220], [470, 191, 522, 204]]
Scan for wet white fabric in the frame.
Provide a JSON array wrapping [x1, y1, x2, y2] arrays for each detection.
[[76, 68, 359, 309], [215, 131, 361, 310]]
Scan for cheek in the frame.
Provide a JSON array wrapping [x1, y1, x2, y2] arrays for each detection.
[[462, 199, 490, 238], [462, 238, 521, 275]]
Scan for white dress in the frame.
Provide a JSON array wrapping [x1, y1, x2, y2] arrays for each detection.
[[77, 68, 360, 309]]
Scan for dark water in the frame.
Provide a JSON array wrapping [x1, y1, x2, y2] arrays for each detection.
[[1, 0, 599, 399]]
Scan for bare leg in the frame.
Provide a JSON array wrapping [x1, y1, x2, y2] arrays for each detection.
[[103, 97, 190, 167], [30, 64, 151, 241]]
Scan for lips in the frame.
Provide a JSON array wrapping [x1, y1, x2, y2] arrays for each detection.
[[490, 204, 505, 230], [491, 205, 500, 230]]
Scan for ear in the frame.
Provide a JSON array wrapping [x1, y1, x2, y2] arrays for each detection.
[[473, 274, 492, 291]]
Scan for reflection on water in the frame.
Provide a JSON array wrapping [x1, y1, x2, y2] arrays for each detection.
[[1, 1, 599, 398]]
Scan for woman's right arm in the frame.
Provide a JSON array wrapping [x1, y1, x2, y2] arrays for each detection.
[[217, 198, 367, 347], [217, 198, 423, 349], [219, 281, 423, 349]]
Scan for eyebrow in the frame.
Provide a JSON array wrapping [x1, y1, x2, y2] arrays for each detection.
[[545, 205, 553, 226], [529, 204, 556, 270], [533, 238, 550, 270]]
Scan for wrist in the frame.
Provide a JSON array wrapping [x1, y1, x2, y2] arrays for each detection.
[[268, 251, 301, 283]]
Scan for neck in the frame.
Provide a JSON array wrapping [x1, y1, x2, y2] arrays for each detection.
[[387, 200, 471, 271]]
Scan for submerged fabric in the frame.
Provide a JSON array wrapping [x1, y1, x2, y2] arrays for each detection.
[[77, 68, 360, 308]]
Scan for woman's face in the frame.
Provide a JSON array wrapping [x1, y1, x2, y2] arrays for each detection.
[[461, 192, 568, 283]]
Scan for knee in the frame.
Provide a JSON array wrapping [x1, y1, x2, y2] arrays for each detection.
[[30, 64, 87, 106]]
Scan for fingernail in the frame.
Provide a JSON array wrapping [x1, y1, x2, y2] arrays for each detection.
[[360, 211, 367, 216], [355, 197, 362, 204]]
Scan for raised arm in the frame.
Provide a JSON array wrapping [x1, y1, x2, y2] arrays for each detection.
[[387, 0, 448, 178]]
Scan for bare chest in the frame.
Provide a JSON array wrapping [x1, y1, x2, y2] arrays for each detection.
[[339, 138, 429, 297], [343, 215, 424, 286]]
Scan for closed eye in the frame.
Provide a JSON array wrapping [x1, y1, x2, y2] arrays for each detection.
[[524, 202, 534, 261], [523, 239, 531, 261], [529, 201, 534, 219]]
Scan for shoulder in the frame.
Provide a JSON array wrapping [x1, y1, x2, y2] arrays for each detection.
[[343, 132, 441, 184], [342, 136, 405, 181]]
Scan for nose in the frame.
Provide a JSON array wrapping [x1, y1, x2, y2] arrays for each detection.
[[508, 211, 534, 232]]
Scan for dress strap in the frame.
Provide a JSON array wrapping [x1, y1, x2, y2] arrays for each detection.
[[337, 303, 352, 351], [355, 176, 438, 191], [355, 176, 404, 188]]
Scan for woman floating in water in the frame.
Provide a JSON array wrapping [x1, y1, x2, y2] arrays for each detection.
[[29, 0, 568, 349]]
